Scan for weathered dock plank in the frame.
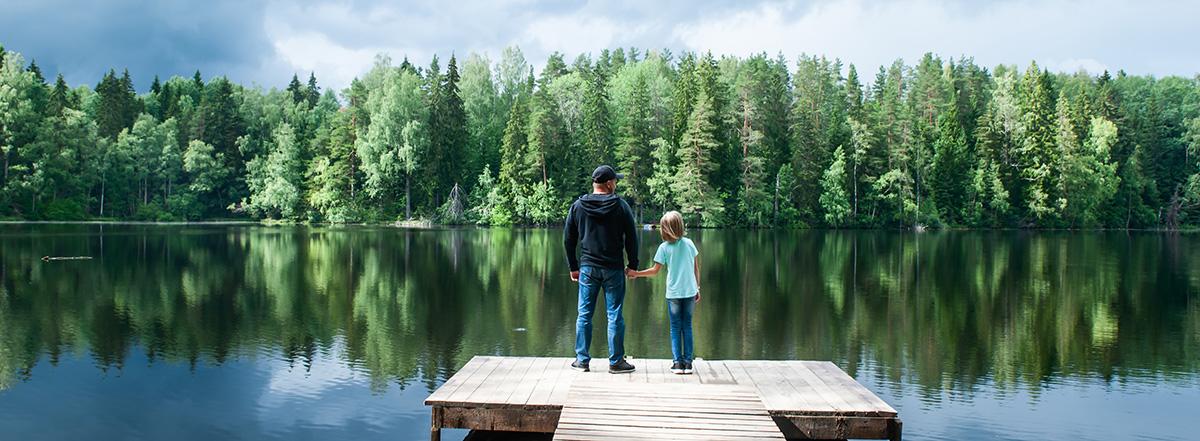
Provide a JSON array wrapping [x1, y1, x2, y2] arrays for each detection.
[[554, 381, 783, 440], [425, 356, 902, 441]]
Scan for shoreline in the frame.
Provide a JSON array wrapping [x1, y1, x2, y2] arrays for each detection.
[[2, 220, 1196, 233]]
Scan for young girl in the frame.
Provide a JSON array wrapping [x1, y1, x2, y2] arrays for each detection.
[[632, 211, 700, 374]]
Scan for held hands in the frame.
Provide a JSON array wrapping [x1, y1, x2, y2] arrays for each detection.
[[571, 269, 639, 281]]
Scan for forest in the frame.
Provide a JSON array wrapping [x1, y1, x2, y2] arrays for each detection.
[[2, 43, 1199, 228]]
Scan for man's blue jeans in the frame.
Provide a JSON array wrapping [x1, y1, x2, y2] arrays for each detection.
[[668, 296, 695, 363], [575, 266, 626, 366]]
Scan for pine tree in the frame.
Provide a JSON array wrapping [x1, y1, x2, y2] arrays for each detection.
[[1059, 117, 1121, 226], [460, 52, 503, 181], [820, 146, 851, 226], [287, 74, 304, 105], [929, 105, 971, 224], [495, 78, 533, 224], [845, 64, 864, 119], [734, 75, 770, 226], [869, 61, 916, 225], [498, 88, 532, 187], [526, 67, 569, 204], [672, 87, 724, 226], [1018, 62, 1058, 223], [616, 74, 653, 214], [95, 70, 136, 139], [439, 55, 468, 190], [671, 53, 697, 146], [973, 69, 1021, 224], [790, 55, 848, 223], [467, 166, 498, 224], [543, 52, 568, 81], [307, 111, 359, 222], [26, 60, 44, 84], [774, 163, 802, 225], [47, 74, 73, 117], [847, 118, 874, 221], [581, 66, 614, 170], [199, 77, 245, 202], [646, 138, 675, 212], [305, 72, 320, 109]]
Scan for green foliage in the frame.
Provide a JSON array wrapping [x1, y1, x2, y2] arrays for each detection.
[[360, 66, 427, 219], [0, 43, 1197, 229], [524, 180, 562, 226], [460, 53, 504, 179], [1058, 117, 1120, 227], [243, 123, 304, 219], [672, 87, 724, 226], [41, 198, 87, 220], [930, 106, 972, 224], [645, 137, 675, 212], [820, 146, 852, 226], [774, 163, 803, 226], [1018, 63, 1059, 223]]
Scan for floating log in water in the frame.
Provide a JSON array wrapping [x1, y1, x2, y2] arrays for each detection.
[[41, 256, 93, 262]]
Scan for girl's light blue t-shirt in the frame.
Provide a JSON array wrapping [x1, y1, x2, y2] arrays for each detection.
[[653, 237, 699, 299]]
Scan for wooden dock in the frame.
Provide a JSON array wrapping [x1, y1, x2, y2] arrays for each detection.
[[425, 356, 901, 440]]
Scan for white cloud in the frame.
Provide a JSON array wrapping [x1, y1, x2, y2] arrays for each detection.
[[268, 31, 380, 92], [6, 0, 1197, 92], [1054, 58, 1110, 75], [253, 0, 1199, 91], [521, 15, 622, 58], [672, 0, 1200, 75]]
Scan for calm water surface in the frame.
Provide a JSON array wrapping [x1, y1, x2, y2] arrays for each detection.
[[1, 225, 1197, 440]]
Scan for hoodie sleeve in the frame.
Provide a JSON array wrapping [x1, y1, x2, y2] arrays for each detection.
[[621, 199, 640, 270], [564, 200, 580, 271]]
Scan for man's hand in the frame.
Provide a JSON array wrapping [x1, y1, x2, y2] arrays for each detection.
[[625, 268, 637, 278], [694, 291, 701, 304], [570, 271, 580, 282]]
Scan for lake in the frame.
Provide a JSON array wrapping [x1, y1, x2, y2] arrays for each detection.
[[1, 224, 1197, 440]]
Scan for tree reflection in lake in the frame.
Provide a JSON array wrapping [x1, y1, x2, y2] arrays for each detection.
[[0, 225, 1197, 439]]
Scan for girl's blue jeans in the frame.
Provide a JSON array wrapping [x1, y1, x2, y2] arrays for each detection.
[[667, 296, 695, 363]]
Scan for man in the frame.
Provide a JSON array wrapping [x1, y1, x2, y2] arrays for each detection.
[[563, 165, 639, 374]]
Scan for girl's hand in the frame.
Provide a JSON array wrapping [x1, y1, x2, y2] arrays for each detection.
[[694, 291, 701, 304]]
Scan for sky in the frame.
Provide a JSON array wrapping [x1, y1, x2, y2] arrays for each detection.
[[1, 0, 1197, 94]]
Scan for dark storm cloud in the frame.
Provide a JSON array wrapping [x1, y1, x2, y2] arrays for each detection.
[[0, 0, 277, 91]]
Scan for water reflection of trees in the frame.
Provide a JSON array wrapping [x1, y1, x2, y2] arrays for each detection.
[[1, 226, 1197, 396]]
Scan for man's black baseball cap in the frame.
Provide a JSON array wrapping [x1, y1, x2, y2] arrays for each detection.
[[592, 165, 624, 183]]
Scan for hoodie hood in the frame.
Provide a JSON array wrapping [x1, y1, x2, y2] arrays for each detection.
[[578, 193, 623, 218]]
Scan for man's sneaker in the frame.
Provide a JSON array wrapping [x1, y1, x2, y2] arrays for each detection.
[[670, 361, 685, 374], [682, 361, 694, 375], [571, 360, 590, 372], [608, 359, 636, 374]]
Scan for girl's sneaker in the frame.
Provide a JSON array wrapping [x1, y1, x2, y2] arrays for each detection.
[[682, 361, 693, 374], [670, 361, 685, 374]]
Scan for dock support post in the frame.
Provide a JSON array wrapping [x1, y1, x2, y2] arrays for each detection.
[[430, 406, 443, 441], [887, 418, 902, 441]]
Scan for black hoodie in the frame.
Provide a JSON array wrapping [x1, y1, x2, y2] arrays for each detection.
[[563, 193, 639, 271]]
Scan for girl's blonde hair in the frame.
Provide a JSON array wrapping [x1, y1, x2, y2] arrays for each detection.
[[659, 211, 686, 242]]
